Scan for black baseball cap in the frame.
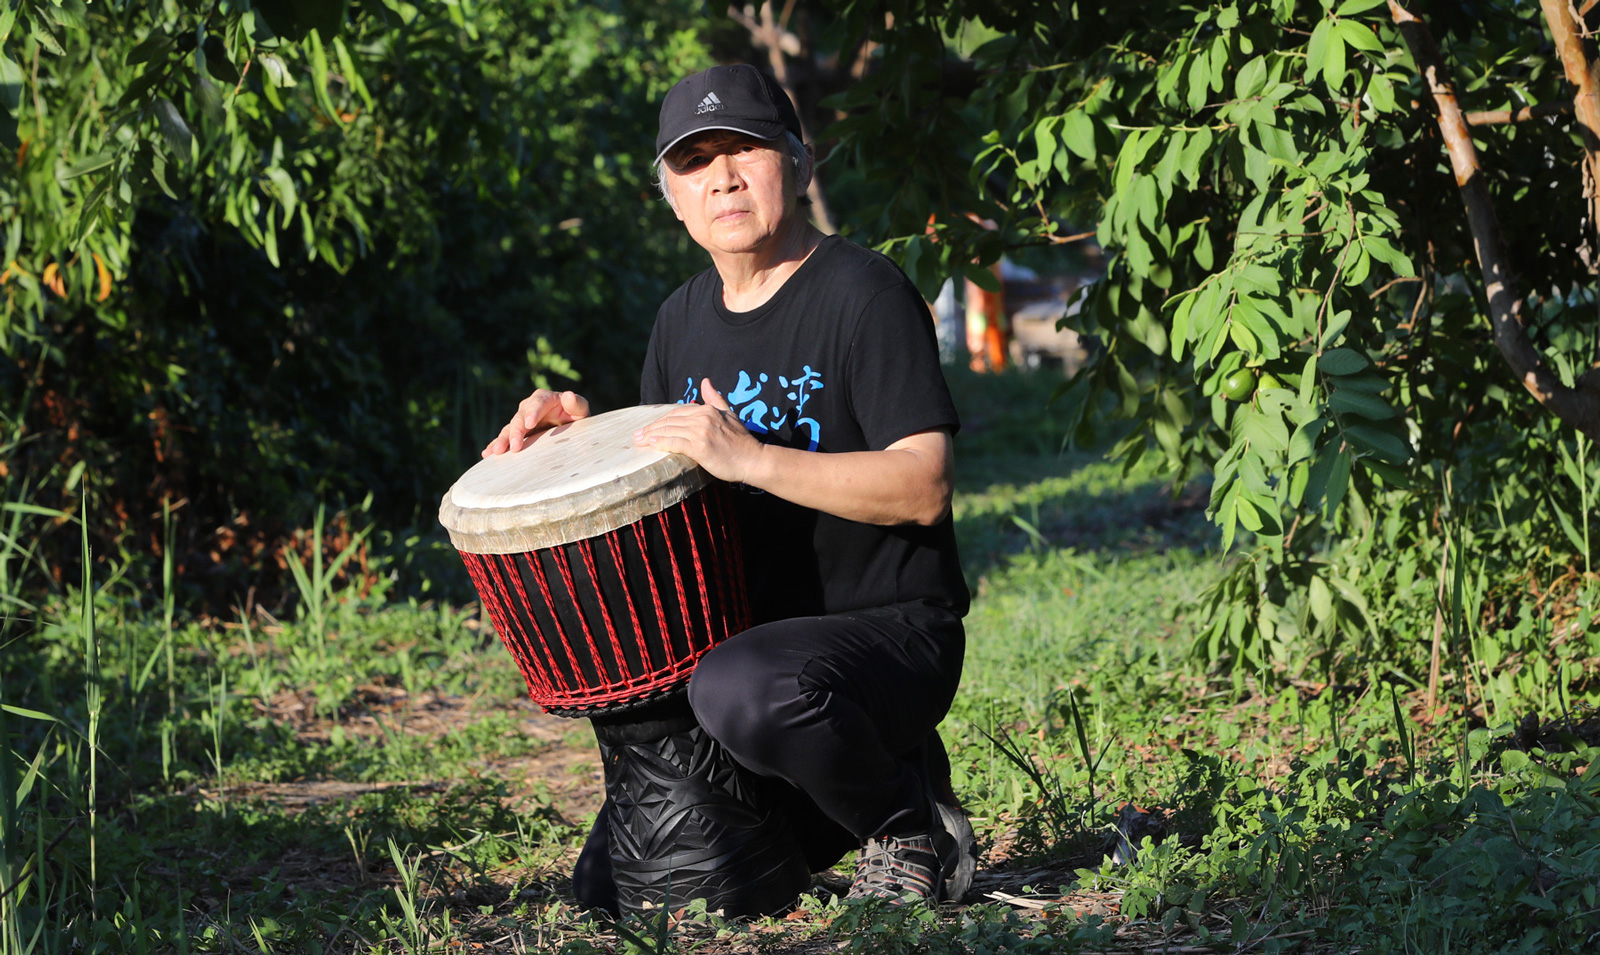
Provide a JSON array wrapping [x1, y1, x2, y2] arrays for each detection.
[[654, 64, 803, 165]]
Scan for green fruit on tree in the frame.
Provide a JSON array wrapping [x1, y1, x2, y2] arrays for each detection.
[[1258, 371, 1283, 392], [1221, 369, 1257, 402]]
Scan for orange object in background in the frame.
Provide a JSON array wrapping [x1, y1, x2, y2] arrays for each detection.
[[964, 261, 1008, 372], [928, 212, 1011, 372]]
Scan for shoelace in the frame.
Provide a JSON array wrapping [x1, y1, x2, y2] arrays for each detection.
[[848, 833, 940, 900]]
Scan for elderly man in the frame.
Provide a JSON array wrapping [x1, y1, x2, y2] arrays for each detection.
[[483, 64, 974, 908]]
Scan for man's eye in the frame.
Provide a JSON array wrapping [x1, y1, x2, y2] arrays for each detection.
[[681, 155, 708, 170]]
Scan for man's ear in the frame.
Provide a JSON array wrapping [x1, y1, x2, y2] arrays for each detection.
[[796, 144, 815, 197]]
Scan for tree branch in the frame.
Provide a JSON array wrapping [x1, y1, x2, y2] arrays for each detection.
[[1389, 1, 1600, 439], [1541, 0, 1600, 232], [1464, 100, 1573, 125], [729, 2, 838, 234]]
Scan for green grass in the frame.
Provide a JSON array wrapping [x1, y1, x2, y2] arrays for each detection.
[[2, 366, 1599, 953]]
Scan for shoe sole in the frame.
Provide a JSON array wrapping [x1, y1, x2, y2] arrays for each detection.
[[932, 796, 977, 903], [922, 732, 978, 904]]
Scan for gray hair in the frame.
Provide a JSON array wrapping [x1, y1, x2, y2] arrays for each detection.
[[654, 131, 813, 212]]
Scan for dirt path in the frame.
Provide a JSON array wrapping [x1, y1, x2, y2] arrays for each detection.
[[222, 683, 1191, 953]]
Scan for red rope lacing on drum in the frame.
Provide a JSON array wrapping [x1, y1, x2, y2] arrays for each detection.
[[456, 482, 752, 713], [677, 500, 716, 643], [605, 531, 650, 668], [632, 519, 673, 648], [462, 552, 563, 699], [652, 508, 699, 648], [577, 537, 631, 683], [548, 546, 611, 691], [500, 551, 581, 696]]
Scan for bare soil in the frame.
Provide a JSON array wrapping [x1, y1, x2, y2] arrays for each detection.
[[222, 684, 1276, 953]]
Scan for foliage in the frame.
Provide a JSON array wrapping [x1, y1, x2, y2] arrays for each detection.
[[1, 365, 1597, 951], [825, 0, 1600, 682], [1, 0, 713, 609]]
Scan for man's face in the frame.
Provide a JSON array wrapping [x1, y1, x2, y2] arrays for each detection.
[[660, 132, 802, 258]]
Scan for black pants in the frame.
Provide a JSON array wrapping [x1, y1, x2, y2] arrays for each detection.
[[688, 599, 965, 843], [572, 599, 965, 908]]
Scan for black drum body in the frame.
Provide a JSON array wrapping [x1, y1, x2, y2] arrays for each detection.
[[593, 701, 811, 916]]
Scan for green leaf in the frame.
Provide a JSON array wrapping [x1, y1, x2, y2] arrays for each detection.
[[1306, 19, 1332, 82], [1218, 482, 1241, 552], [127, 30, 177, 67], [0, 53, 21, 148], [1309, 575, 1333, 622], [1323, 32, 1347, 90], [0, 703, 58, 722], [963, 261, 1000, 293], [153, 97, 193, 161], [265, 167, 298, 228], [1133, 174, 1160, 232], [1323, 446, 1352, 517], [203, 36, 241, 86], [1238, 407, 1289, 453], [1235, 56, 1268, 100], [1336, 0, 1388, 13], [306, 30, 343, 125], [1288, 417, 1327, 463], [1335, 18, 1385, 54], [1243, 144, 1271, 192], [333, 36, 374, 112], [1345, 423, 1409, 462], [1187, 52, 1211, 113], [1318, 347, 1367, 374], [258, 53, 296, 88], [1172, 293, 1195, 360], [1194, 223, 1214, 270], [1179, 125, 1213, 187], [1367, 73, 1396, 112], [1114, 129, 1156, 192], [1061, 111, 1096, 160], [31, 19, 65, 56], [1364, 459, 1411, 488], [1329, 387, 1395, 420], [1115, 359, 1140, 418], [1033, 116, 1059, 175], [61, 151, 115, 180], [1320, 310, 1353, 349], [49, 0, 89, 30], [117, 63, 168, 109]]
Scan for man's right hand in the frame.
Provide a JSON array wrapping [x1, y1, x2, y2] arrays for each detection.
[[482, 389, 591, 457]]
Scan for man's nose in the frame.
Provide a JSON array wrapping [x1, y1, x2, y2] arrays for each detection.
[[708, 153, 742, 192]]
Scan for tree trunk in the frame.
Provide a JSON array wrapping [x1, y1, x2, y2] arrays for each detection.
[[728, 2, 840, 235], [1389, 1, 1600, 440]]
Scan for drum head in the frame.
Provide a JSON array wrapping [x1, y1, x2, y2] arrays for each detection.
[[439, 404, 707, 554]]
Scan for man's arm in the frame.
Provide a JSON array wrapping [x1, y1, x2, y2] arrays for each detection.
[[634, 379, 953, 527]]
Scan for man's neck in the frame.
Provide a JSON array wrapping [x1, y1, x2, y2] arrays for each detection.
[[714, 220, 824, 313]]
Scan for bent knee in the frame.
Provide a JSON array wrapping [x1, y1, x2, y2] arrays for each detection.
[[688, 641, 800, 761]]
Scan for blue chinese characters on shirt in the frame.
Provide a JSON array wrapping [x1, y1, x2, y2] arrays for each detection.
[[678, 366, 825, 452]]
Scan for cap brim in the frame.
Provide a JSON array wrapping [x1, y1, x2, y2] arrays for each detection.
[[654, 120, 788, 165]]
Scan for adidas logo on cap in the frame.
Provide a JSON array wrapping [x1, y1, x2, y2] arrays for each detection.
[[695, 92, 724, 115]]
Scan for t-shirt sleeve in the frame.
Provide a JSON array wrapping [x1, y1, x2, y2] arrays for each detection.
[[845, 281, 961, 451]]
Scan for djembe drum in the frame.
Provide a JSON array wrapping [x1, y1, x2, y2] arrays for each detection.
[[438, 405, 810, 916]]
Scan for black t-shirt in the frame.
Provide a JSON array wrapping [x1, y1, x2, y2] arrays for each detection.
[[641, 234, 970, 622]]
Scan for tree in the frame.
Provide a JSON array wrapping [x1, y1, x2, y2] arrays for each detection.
[[823, 0, 1599, 683], [2, 0, 715, 603]]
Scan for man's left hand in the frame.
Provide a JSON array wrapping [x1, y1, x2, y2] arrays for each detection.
[[634, 379, 765, 484]]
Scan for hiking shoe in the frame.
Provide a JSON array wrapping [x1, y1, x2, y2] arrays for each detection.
[[923, 735, 978, 903], [846, 832, 941, 903]]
